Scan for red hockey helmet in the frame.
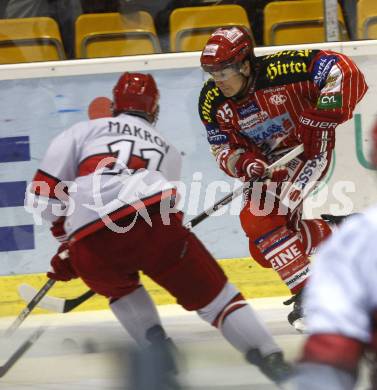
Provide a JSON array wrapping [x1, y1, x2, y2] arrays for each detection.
[[113, 72, 159, 122], [200, 26, 255, 73]]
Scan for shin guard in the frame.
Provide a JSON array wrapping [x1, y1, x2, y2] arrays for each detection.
[[255, 226, 310, 294], [298, 219, 332, 255], [197, 283, 280, 356]]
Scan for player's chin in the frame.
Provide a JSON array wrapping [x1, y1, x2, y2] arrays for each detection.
[[220, 88, 236, 97]]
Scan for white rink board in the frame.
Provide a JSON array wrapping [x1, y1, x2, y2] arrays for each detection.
[[0, 41, 376, 275]]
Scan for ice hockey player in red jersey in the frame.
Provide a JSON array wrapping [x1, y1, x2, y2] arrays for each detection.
[[291, 119, 377, 389], [26, 72, 292, 386], [198, 26, 368, 330]]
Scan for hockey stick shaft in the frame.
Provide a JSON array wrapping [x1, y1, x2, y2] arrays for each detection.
[[19, 145, 304, 313], [5, 279, 55, 337], [0, 327, 45, 377], [186, 144, 304, 229]]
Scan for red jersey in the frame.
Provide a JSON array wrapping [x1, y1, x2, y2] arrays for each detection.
[[198, 49, 368, 177]]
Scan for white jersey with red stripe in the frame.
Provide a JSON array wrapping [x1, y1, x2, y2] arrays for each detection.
[[304, 207, 377, 343], [26, 113, 182, 240], [293, 207, 377, 388]]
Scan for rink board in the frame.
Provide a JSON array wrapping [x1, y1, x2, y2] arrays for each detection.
[[0, 40, 377, 277], [0, 41, 377, 317], [0, 258, 289, 317]]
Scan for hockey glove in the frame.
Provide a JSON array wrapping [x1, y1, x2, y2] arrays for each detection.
[[235, 152, 288, 182], [297, 111, 338, 159], [265, 165, 289, 184], [50, 217, 68, 243], [47, 243, 78, 282], [235, 152, 267, 181]]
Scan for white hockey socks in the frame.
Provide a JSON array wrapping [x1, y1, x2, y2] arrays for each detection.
[[197, 282, 280, 357], [110, 285, 163, 348], [220, 304, 281, 357]]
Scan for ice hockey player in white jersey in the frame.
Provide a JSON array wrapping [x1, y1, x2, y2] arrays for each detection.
[[26, 72, 292, 386], [291, 120, 377, 389]]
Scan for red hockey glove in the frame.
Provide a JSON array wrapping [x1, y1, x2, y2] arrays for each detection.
[[267, 166, 289, 183], [235, 152, 289, 182], [235, 152, 267, 181], [47, 243, 78, 282], [297, 111, 338, 159], [50, 217, 68, 243]]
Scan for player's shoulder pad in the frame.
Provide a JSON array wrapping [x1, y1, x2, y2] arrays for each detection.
[[310, 50, 343, 89], [255, 49, 320, 88], [198, 79, 227, 124]]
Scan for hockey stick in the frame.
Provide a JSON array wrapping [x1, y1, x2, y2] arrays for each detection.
[[18, 144, 304, 313], [18, 284, 95, 313], [4, 279, 55, 337], [185, 144, 304, 229], [0, 327, 45, 378]]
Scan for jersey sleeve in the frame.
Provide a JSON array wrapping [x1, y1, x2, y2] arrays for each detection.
[[308, 50, 368, 123], [163, 144, 182, 183], [198, 79, 259, 178], [305, 216, 372, 340], [26, 123, 82, 222], [301, 215, 375, 371]]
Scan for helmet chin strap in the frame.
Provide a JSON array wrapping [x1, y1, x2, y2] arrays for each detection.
[[151, 105, 159, 125], [231, 61, 258, 101], [231, 70, 256, 101]]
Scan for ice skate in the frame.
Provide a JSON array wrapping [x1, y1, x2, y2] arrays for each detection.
[[129, 325, 181, 390], [321, 213, 360, 226], [283, 291, 305, 333], [246, 349, 292, 385]]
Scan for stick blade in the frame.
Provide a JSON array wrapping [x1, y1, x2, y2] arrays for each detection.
[[18, 284, 65, 313]]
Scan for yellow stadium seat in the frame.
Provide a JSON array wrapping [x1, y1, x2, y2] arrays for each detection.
[[264, 0, 349, 46], [75, 12, 161, 59], [169, 5, 252, 52], [357, 0, 377, 39], [0, 17, 65, 64]]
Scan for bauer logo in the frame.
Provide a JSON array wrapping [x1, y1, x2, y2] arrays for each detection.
[[299, 116, 338, 129], [263, 86, 286, 94]]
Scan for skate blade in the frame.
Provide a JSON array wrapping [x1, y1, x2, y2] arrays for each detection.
[[292, 318, 306, 333]]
